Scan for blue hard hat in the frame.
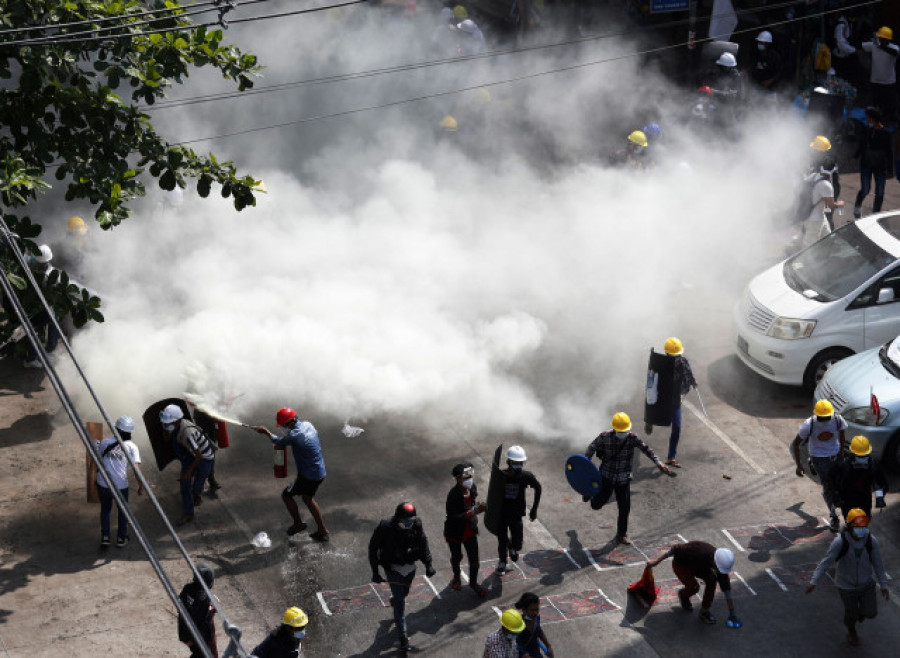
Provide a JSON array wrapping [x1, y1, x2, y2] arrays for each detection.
[[643, 122, 661, 138]]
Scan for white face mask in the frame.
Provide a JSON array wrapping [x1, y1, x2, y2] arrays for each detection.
[[462, 478, 473, 489], [615, 431, 629, 439]]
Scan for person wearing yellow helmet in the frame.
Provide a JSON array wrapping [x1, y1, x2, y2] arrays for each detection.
[[608, 130, 648, 169], [831, 435, 888, 519], [484, 608, 525, 657], [645, 337, 698, 468], [251, 606, 309, 657], [584, 413, 671, 545], [791, 399, 848, 532], [807, 508, 889, 647], [861, 26, 899, 124]]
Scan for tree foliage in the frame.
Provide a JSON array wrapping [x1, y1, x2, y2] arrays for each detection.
[[0, 0, 262, 344]]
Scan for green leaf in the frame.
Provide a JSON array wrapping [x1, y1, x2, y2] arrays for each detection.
[[7, 273, 26, 290]]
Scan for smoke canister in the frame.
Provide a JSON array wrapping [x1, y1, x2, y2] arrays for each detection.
[[274, 444, 288, 478]]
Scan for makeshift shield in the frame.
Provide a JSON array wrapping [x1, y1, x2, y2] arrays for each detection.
[[142, 398, 191, 471], [483, 444, 505, 537], [644, 348, 675, 427], [627, 564, 660, 608], [565, 454, 602, 498]]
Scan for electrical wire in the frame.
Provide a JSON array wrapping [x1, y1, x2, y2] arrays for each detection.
[[0, 226, 251, 658]]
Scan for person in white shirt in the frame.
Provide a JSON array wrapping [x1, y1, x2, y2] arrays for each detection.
[[832, 15, 858, 82], [95, 415, 143, 548]]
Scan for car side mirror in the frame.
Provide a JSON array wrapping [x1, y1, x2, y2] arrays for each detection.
[[877, 287, 895, 304]]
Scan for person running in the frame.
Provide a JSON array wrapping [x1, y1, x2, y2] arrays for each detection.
[[444, 462, 488, 598], [177, 563, 218, 658], [661, 337, 697, 468], [852, 106, 893, 218], [254, 407, 329, 541], [251, 607, 309, 658], [791, 399, 847, 532], [584, 412, 671, 545], [515, 592, 555, 657], [832, 435, 888, 519], [95, 415, 143, 549], [647, 542, 739, 626], [495, 445, 541, 575]]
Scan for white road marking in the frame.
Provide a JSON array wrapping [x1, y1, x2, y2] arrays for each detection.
[[562, 548, 581, 569], [370, 583, 388, 606], [732, 570, 757, 596], [683, 399, 767, 474], [316, 591, 332, 616], [765, 568, 788, 592], [423, 575, 442, 599], [583, 547, 601, 571], [721, 528, 746, 553]]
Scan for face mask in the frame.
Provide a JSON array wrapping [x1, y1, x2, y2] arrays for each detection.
[[293, 629, 306, 640], [462, 478, 473, 489], [854, 456, 869, 466], [757, 44, 765, 51], [163, 423, 175, 432], [398, 519, 415, 530], [524, 614, 534, 621], [852, 527, 869, 540], [509, 463, 523, 472], [615, 431, 629, 439]]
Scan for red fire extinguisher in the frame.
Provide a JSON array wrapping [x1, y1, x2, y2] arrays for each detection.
[[214, 421, 230, 449], [274, 444, 288, 479]]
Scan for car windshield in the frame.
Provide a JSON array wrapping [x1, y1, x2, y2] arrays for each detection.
[[881, 337, 900, 379], [783, 222, 895, 301]]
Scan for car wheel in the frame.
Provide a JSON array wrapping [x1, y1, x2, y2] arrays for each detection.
[[803, 348, 853, 392], [885, 434, 900, 473]]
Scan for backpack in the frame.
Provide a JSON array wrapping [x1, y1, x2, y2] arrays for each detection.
[[792, 174, 824, 224], [836, 530, 873, 562]]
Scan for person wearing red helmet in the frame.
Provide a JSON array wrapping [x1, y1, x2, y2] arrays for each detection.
[[254, 407, 329, 541]]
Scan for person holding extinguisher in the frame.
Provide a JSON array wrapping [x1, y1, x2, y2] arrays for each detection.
[[254, 407, 329, 541]]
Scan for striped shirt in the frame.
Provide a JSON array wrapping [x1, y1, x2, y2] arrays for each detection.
[[176, 420, 216, 461]]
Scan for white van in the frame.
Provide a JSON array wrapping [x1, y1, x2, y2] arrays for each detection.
[[733, 211, 900, 389]]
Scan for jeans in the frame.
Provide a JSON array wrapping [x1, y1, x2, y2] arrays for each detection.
[[855, 169, 886, 213], [180, 458, 213, 516], [810, 455, 839, 511], [591, 479, 632, 536], [98, 484, 129, 539], [668, 405, 682, 460], [387, 568, 415, 637]]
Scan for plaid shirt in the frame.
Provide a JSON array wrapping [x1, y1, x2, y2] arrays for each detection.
[[585, 431, 661, 484], [483, 628, 518, 658]]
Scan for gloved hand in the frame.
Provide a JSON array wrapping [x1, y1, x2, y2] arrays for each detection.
[[372, 572, 384, 584], [725, 613, 742, 628], [529, 509, 537, 522], [876, 495, 886, 509], [425, 565, 436, 578]]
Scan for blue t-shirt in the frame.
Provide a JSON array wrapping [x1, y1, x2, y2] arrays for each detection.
[[270, 421, 326, 480]]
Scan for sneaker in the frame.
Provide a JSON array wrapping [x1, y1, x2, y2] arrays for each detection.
[[495, 561, 508, 574], [286, 522, 308, 535], [699, 610, 717, 625], [193, 492, 203, 506], [616, 534, 632, 545], [100, 536, 111, 549], [23, 359, 42, 369], [116, 536, 129, 548], [310, 530, 330, 542], [678, 589, 693, 611], [208, 479, 222, 492], [471, 583, 488, 599], [175, 514, 194, 527], [853, 207, 862, 219], [450, 576, 462, 591], [399, 635, 409, 651], [509, 547, 519, 562]]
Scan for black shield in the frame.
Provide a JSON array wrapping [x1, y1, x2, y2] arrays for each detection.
[[141, 398, 192, 471], [644, 348, 676, 427]]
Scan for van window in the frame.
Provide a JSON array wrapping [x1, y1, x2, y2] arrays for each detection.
[[784, 223, 895, 301], [849, 265, 900, 309]]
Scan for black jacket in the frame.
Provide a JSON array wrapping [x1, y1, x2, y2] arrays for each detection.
[[368, 517, 433, 573], [500, 469, 542, 519], [177, 581, 215, 645], [444, 484, 479, 541], [252, 627, 300, 658], [832, 458, 888, 512]]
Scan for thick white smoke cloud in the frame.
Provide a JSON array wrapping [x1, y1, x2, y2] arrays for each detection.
[[56, 3, 812, 441]]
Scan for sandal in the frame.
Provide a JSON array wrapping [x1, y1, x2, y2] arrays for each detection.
[[665, 459, 682, 468]]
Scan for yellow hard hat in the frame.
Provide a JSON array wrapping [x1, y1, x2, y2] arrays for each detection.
[[876, 26, 893, 40], [500, 608, 525, 633], [452, 5, 468, 20], [810, 135, 831, 152], [440, 115, 458, 132], [628, 130, 648, 148], [67, 216, 87, 234], [846, 508, 869, 527], [813, 399, 834, 418], [611, 412, 632, 433], [282, 606, 308, 628], [849, 436, 872, 456], [664, 337, 684, 356]]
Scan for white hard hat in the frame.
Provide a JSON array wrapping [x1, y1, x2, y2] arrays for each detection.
[[159, 404, 184, 424], [115, 415, 135, 433], [35, 244, 53, 264], [716, 52, 737, 67], [458, 19, 477, 34], [756, 30, 773, 43], [507, 445, 527, 461], [714, 548, 735, 574]]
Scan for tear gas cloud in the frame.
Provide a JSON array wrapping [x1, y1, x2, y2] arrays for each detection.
[[57, 4, 813, 441]]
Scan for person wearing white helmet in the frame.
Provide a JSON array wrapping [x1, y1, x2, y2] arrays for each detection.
[[456, 18, 486, 56], [160, 403, 216, 526], [494, 445, 541, 574], [707, 51, 745, 125], [22, 244, 61, 369], [750, 30, 783, 91], [95, 415, 143, 549], [647, 542, 739, 626]]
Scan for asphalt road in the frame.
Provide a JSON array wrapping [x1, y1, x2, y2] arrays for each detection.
[[3, 173, 900, 657]]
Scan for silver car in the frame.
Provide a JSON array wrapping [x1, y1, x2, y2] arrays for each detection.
[[815, 336, 900, 471]]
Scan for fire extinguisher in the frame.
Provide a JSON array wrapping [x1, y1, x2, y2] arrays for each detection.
[[214, 421, 230, 449], [274, 444, 288, 479]]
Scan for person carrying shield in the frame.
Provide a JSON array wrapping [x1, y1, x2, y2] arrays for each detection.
[[644, 337, 697, 468]]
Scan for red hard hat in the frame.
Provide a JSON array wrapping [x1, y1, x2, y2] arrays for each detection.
[[276, 407, 297, 426], [698, 85, 713, 96]]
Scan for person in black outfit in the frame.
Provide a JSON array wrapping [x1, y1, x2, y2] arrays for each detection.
[[369, 502, 435, 652], [496, 445, 541, 575], [444, 462, 488, 598], [251, 606, 308, 658], [749, 31, 783, 92], [853, 106, 894, 218], [832, 435, 888, 519], [177, 563, 217, 658]]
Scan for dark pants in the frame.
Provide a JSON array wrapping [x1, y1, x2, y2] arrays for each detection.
[[25, 310, 60, 361], [871, 83, 897, 124], [448, 535, 479, 582], [387, 568, 415, 637], [591, 479, 632, 536], [668, 405, 682, 460], [673, 560, 718, 609], [180, 458, 213, 516], [497, 515, 524, 561], [855, 169, 887, 213], [839, 582, 878, 628], [98, 484, 129, 539], [811, 455, 839, 512]]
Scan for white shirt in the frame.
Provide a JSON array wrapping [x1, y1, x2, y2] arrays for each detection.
[[96, 438, 141, 489], [798, 414, 848, 457], [833, 19, 855, 58], [800, 178, 834, 248], [862, 41, 899, 85]]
